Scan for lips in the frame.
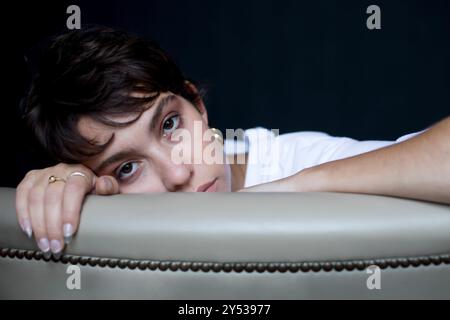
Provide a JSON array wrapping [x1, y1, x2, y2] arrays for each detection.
[[196, 178, 218, 192]]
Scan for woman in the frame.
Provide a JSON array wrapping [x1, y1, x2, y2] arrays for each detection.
[[16, 26, 450, 258]]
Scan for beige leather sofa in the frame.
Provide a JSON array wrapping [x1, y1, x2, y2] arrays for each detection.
[[1, 187, 449, 299]]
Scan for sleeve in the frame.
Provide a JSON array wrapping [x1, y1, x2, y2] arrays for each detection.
[[275, 128, 428, 178], [242, 127, 427, 187], [307, 129, 427, 164]]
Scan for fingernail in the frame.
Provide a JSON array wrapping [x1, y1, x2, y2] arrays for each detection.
[[38, 238, 50, 253], [63, 223, 73, 244], [20, 218, 32, 238], [105, 178, 113, 190], [50, 239, 62, 254]]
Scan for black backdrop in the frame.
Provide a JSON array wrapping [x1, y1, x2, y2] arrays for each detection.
[[2, 0, 449, 187]]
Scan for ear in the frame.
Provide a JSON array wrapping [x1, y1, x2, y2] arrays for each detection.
[[184, 80, 208, 126]]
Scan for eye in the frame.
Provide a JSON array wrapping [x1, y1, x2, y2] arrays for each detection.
[[115, 161, 139, 181], [162, 114, 180, 137]]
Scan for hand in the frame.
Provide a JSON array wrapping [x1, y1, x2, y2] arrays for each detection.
[[15, 163, 120, 257]]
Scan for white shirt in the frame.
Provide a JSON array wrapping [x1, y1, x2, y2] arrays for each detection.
[[224, 127, 425, 188]]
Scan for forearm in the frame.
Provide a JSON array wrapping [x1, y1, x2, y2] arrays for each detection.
[[295, 117, 450, 204]]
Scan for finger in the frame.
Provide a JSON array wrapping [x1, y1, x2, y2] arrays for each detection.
[[44, 181, 66, 256], [61, 169, 96, 244], [16, 176, 34, 238], [95, 175, 120, 195], [28, 185, 51, 258]]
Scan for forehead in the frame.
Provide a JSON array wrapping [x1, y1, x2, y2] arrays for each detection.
[[77, 113, 138, 146], [76, 91, 164, 145]]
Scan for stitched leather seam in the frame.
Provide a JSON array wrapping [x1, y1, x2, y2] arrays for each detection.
[[1, 248, 449, 273]]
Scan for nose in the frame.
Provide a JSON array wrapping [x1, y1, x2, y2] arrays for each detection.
[[155, 152, 194, 192]]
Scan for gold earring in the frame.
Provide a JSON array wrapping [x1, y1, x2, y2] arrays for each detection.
[[210, 127, 224, 144]]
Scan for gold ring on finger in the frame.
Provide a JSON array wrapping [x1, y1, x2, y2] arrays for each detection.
[[48, 175, 66, 184]]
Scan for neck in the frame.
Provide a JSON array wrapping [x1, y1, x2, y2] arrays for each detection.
[[227, 153, 248, 191]]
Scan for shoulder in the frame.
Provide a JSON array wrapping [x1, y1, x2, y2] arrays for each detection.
[[243, 127, 332, 149], [224, 127, 333, 159], [235, 127, 337, 187]]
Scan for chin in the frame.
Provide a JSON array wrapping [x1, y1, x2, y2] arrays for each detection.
[[210, 177, 228, 192]]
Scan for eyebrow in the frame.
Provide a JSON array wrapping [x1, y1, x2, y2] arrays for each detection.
[[93, 94, 177, 174]]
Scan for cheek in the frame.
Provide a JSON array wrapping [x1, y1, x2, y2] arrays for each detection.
[[118, 165, 165, 193], [179, 113, 215, 162]]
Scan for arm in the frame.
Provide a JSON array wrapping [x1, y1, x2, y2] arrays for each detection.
[[243, 117, 450, 204]]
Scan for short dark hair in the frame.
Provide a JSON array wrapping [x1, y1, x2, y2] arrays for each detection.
[[21, 26, 201, 163]]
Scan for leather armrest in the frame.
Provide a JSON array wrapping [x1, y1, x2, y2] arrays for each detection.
[[1, 187, 449, 299]]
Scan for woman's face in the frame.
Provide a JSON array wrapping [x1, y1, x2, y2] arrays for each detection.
[[77, 92, 232, 193]]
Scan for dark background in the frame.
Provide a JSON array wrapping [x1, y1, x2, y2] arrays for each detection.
[[1, 0, 449, 187]]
